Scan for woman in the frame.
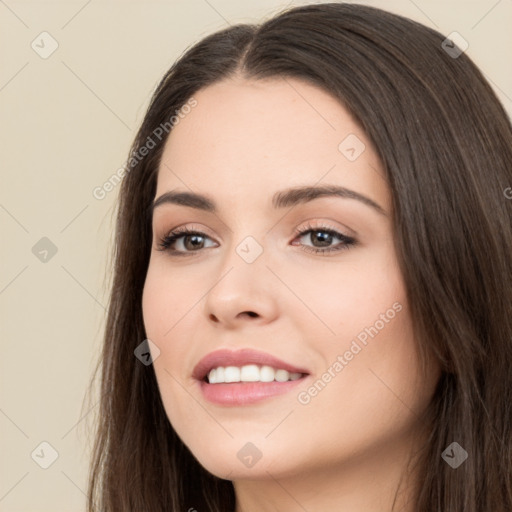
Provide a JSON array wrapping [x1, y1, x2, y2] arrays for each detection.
[[85, 3, 512, 511]]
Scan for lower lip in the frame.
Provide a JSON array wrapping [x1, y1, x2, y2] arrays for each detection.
[[198, 377, 308, 406]]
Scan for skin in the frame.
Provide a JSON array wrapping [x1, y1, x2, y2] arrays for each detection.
[[142, 75, 441, 511]]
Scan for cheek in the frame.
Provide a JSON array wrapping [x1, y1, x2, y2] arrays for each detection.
[[142, 268, 168, 338], [142, 259, 215, 393], [296, 245, 425, 421], [288, 242, 405, 341], [141, 262, 201, 421], [296, 299, 428, 462], [142, 259, 202, 339]]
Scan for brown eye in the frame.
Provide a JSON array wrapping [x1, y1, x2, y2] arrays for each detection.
[[292, 223, 357, 255], [157, 229, 216, 254]]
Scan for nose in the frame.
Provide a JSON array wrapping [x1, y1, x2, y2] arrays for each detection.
[[202, 239, 280, 329]]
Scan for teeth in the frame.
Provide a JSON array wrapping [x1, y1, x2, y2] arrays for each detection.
[[224, 366, 240, 383], [207, 365, 303, 384], [260, 365, 275, 382], [275, 369, 290, 382], [241, 364, 260, 382]]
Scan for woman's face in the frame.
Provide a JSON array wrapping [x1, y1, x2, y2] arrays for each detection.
[[142, 76, 439, 482]]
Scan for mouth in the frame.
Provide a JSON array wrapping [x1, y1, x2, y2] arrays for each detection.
[[193, 348, 310, 382], [193, 348, 311, 406]]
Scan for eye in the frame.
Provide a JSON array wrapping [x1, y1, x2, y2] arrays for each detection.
[[156, 222, 357, 256], [156, 226, 216, 256], [291, 222, 357, 255]]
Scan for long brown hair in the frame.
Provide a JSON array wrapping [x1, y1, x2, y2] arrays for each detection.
[[84, 3, 512, 510]]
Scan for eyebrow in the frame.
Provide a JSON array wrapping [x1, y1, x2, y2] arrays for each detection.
[[151, 184, 387, 217]]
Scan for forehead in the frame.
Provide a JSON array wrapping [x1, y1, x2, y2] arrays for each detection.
[[155, 77, 389, 214]]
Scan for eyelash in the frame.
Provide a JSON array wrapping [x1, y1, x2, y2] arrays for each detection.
[[156, 222, 357, 257]]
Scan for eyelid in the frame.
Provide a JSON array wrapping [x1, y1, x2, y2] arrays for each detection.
[[156, 222, 218, 241], [292, 218, 354, 237]]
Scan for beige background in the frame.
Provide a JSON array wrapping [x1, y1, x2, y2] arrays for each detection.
[[0, 0, 510, 510]]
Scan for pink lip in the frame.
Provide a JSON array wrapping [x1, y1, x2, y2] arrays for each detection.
[[192, 348, 310, 381], [198, 379, 309, 406]]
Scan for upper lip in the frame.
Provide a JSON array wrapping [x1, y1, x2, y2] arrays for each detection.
[[192, 348, 310, 381]]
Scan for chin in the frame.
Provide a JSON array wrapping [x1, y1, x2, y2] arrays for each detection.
[[184, 440, 294, 480]]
